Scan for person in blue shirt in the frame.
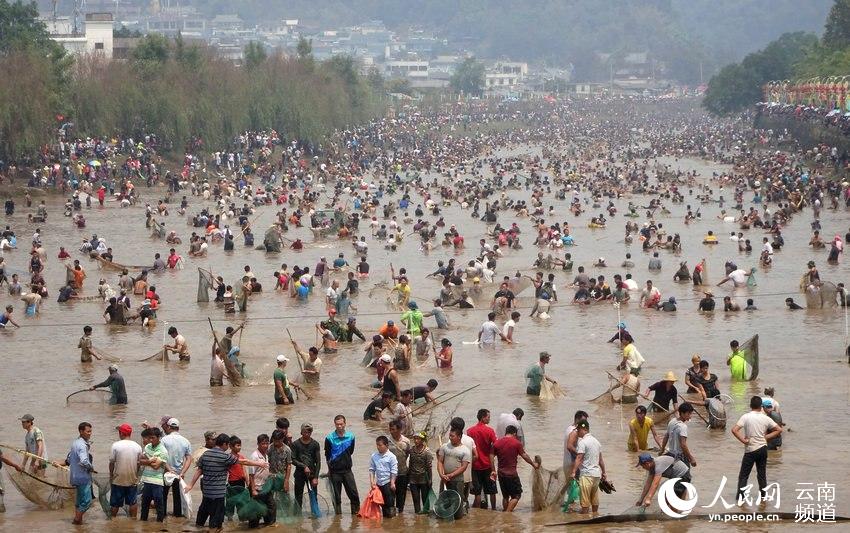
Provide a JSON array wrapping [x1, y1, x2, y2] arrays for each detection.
[[55, 422, 95, 525], [369, 435, 398, 518], [296, 282, 310, 300], [333, 253, 348, 269]]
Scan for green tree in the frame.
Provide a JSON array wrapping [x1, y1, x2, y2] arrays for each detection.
[[385, 77, 412, 95], [132, 33, 171, 64], [296, 36, 312, 58], [703, 32, 816, 115], [243, 41, 267, 69], [296, 36, 314, 71], [450, 57, 485, 96], [173, 32, 201, 69], [823, 0, 850, 49], [366, 67, 385, 93]]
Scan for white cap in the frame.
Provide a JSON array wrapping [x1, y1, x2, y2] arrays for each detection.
[[276, 354, 289, 363], [379, 354, 392, 363], [167, 417, 180, 428]]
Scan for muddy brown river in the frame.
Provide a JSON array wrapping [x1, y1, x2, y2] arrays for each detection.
[[0, 152, 848, 532]]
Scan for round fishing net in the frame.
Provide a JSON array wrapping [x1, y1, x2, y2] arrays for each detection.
[[432, 489, 461, 520], [3, 448, 73, 510], [65, 389, 112, 405]]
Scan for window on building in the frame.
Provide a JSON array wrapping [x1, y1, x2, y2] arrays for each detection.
[[95, 42, 104, 50]]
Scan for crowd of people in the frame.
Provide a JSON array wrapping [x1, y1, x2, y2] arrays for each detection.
[[0, 93, 842, 529]]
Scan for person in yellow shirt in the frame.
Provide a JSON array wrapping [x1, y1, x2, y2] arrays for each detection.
[[390, 277, 412, 308], [627, 406, 662, 452], [726, 339, 747, 380]]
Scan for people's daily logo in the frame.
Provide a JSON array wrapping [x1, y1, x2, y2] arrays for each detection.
[[658, 478, 699, 518]]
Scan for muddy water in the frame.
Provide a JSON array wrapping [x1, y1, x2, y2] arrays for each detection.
[[0, 154, 848, 532]]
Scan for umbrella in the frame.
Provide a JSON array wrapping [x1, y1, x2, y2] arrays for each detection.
[[88, 160, 101, 167]]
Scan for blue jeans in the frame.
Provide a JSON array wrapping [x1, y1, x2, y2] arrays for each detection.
[[140, 483, 165, 521]]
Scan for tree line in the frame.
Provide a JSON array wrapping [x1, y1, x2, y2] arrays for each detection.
[[704, 0, 850, 115], [0, 1, 382, 161]]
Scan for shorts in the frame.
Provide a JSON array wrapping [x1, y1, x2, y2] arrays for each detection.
[[75, 483, 93, 512], [578, 476, 600, 508], [109, 484, 138, 508], [629, 366, 642, 377], [497, 474, 523, 499], [470, 468, 497, 496], [210, 377, 223, 386]]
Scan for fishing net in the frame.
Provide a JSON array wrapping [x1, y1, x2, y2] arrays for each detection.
[[90, 347, 122, 363], [747, 270, 757, 287], [539, 380, 566, 400], [198, 268, 214, 303], [91, 473, 112, 519], [238, 497, 268, 521], [137, 349, 167, 362], [225, 485, 251, 519], [589, 374, 636, 406], [66, 389, 112, 404], [274, 491, 302, 523], [423, 487, 438, 513], [740, 334, 759, 381], [706, 397, 727, 429], [3, 449, 73, 509], [432, 489, 461, 520], [803, 281, 838, 309], [531, 456, 569, 511]]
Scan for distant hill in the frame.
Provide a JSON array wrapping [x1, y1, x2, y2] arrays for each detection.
[[40, 0, 834, 82]]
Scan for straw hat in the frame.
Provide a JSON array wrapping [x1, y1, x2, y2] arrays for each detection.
[[703, 289, 714, 297], [663, 371, 677, 382]]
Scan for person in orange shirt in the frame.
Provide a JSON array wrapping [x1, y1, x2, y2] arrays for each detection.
[[379, 320, 399, 340], [70, 264, 86, 289]]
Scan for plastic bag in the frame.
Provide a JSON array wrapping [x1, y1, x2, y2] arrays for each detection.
[[357, 486, 384, 520], [562, 478, 580, 511]]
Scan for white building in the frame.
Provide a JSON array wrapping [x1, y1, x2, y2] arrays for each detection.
[[44, 12, 114, 59], [485, 61, 528, 91], [385, 60, 429, 79]]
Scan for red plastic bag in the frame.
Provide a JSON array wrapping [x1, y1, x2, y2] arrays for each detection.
[[357, 486, 385, 520]]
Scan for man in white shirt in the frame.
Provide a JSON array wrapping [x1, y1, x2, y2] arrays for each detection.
[[731, 396, 782, 501], [161, 418, 192, 517], [478, 312, 510, 345], [447, 418, 477, 512], [248, 434, 275, 527], [569, 420, 606, 514], [502, 311, 520, 342], [661, 403, 697, 467], [495, 409, 525, 446], [109, 424, 143, 518], [326, 280, 340, 310], [718, 268, 750, 288]]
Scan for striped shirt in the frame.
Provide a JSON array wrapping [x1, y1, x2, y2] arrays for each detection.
[[141, 443, 169, 486], [196, 447, 238, 498]]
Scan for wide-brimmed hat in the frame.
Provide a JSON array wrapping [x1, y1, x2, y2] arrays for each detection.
[[663, 371, 677, 382]]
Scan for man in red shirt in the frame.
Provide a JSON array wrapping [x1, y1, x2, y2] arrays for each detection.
[[466, 408, 498, 510], [489, 425, 539, 512]]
